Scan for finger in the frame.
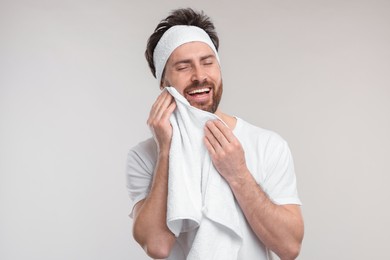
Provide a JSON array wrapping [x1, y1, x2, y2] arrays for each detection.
[[204, 125, 223, 152], [212, 120, 235, 143], [154, 93, 174, 120], [204, 136, 216, 156], [150, 90, 169, 112], [205, 120, 230, 148], [148, 92, 166, 121], [149, 91, 173, 121], [161, 100, 176, 121]]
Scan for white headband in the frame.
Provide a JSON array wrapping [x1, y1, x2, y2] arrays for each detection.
[[153, 25, 220, 84]]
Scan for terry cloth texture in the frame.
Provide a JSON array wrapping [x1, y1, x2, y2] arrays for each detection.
[[153, 25, 220, 84], [165, 86, 242, 260]]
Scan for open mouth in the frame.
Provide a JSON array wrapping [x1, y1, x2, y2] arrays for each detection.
[[187, 87, 211, 96]]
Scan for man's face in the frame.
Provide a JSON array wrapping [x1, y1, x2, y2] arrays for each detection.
[[161, 41, 223, 113]]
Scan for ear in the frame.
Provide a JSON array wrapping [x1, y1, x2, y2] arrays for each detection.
[[160, 76, 169, 90], [160, 69, 167, 90]]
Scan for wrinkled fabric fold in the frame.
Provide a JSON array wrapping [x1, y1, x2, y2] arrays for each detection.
[[165, 87, 242, 259]]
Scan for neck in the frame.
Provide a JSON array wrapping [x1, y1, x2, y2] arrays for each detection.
[[215, 109, 237, 129]]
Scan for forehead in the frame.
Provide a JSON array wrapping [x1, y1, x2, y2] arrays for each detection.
[[167, 41, 216, 63]]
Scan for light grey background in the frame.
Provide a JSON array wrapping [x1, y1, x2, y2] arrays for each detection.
[[1, 0, 389, 259]]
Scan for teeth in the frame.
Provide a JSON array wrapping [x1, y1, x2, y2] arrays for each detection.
[[188, 88, 210, 95]]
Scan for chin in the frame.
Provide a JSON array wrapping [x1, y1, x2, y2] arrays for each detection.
[[190, 102, 214, 113]]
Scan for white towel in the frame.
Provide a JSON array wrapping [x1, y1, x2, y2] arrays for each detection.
[[165, 87, 242, 260]]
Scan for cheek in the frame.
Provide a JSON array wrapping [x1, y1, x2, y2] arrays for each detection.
[[162, 74, 176, 88], [212, 74, 222, 86], [167, 74, 190, 91], [210, 67, 222, 81], [162, 77, 186, 94]]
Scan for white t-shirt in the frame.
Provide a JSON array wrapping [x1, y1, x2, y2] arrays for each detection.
[[126, 117, 301, 259]]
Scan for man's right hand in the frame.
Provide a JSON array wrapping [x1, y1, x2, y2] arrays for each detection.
[[147, 90, 177, 153], [134, 90, 177, 259]]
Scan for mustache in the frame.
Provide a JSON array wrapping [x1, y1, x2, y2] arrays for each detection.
[[184, 80, 213, 92]]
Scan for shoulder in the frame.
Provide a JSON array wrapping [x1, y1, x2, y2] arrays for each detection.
[[127, 137, 157, 174], [234, 117, 293, 168], [234, 117, 288, 149], [129, 137, 157, 157], [126, 138, 157, 215]]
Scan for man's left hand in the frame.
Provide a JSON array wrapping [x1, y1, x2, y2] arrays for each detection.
[[204, 120, 248, 183]]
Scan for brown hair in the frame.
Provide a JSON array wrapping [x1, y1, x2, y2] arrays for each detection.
[[145, 8, 219, 79]]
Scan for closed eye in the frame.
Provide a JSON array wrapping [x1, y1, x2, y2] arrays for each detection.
[[176, 65, 190, 71], [202, 56, 215, 66], [174, 60, 191, 71]]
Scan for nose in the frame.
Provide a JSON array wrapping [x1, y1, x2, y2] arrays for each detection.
[[191, 64, 207, 83]]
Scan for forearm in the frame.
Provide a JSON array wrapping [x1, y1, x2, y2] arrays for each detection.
[[133, 151, 175, 258], [228, 170, 304, 260], [204, 120, 304, 259]]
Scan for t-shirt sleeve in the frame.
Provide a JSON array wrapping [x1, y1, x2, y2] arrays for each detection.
[[262, 134, 302, 206], [126, 141, 156, 218]]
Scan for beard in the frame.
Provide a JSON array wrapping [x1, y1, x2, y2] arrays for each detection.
[[184, 80, 223, 113]]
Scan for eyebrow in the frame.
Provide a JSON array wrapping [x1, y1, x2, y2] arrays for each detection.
[[200, 54, 215, 61], [173, 54, 216, 66]]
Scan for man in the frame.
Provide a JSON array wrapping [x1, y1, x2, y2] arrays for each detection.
[[127, 8, 304, 260]]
